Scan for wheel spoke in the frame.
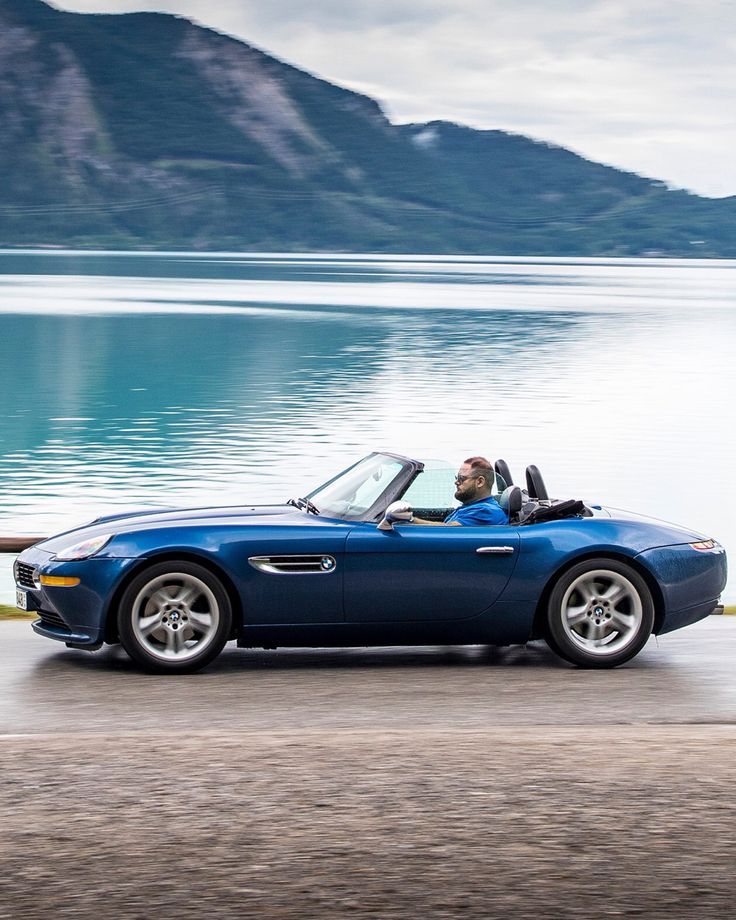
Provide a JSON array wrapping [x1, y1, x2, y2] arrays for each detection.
[[577, 578, 598, 605], [601, 582, 627, 606], [592, 622, 614, 641], [172, 628, 187, 654], [147, 587, 178, 609], [566, 606, 588, 627], [138, 613, 164, 638], [188, 610, 213, 635], [181, 624, 196, 642], [174, 584, 200, 608], [163, 627, 187, 655]]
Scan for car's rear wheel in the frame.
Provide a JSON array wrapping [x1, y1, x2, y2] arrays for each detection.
[[545, 558, 654, 668], [118, 561, 231, 673]]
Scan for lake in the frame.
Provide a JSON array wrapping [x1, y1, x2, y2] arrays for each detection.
[[1, 250, 734, 603]]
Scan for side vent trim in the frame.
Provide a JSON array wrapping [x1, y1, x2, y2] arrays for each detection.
[[248, 554, 337, 575]]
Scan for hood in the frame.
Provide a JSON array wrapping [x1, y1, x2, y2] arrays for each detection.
[[36, 503, 303, 553]]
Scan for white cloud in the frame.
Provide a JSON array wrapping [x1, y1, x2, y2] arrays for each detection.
[[55, 0, 736, 196]]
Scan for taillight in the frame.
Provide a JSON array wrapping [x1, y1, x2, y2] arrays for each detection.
[[690, 540, 717, 551]]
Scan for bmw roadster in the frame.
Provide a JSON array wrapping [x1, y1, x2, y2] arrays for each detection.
[[14, 452, 727, 673]]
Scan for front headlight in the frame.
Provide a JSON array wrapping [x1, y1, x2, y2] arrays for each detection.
[[53, 533, 114, 561]]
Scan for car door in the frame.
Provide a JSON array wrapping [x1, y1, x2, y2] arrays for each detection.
[[343, 522, 520, 623]]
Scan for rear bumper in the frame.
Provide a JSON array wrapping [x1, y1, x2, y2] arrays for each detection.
[[657, 599, 723, 635], [636, 543, 727, 635]]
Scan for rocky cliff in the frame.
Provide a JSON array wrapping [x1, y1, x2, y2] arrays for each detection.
[[1, 0, 734, 255]]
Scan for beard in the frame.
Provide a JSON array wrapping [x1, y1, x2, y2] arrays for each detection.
[[456, 485, 479, 504]]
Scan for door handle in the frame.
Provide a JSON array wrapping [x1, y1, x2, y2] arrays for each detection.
[[476, 546, 515, 554]]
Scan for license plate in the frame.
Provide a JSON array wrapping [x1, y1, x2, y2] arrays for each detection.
[[16, 589, 33, 611]]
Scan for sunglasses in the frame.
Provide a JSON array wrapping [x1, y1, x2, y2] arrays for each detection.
[[454, 473, 476, 484]]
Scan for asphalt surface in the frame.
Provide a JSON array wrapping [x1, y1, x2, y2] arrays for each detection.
[[2, 619, 735, 918]]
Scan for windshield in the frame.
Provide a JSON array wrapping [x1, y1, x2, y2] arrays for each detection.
[[306, 453, 410, 519]]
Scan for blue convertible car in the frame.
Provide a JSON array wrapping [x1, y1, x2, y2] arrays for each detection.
[[14, 452, 727, 673]]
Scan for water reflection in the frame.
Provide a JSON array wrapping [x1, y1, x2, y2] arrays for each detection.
[[0, 253, 734, 604]]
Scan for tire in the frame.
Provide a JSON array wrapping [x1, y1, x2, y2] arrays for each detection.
[[118, 560, 232, 673], [545, 558, 655, 668]]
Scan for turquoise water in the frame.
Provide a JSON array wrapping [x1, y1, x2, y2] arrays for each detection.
[[1, 251, 735, 602]]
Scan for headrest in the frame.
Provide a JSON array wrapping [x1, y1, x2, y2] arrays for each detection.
[[499, 485, 522, 515], [525, 464, 549, 501], [494, 459, 513, 488]]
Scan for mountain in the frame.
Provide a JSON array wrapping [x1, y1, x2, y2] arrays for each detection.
[[1, 0, 735, 255]]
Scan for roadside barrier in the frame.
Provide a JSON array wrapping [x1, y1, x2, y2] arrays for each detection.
[[0, 538, 45, 552]]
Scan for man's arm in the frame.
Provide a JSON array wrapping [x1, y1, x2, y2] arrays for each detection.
[[380, 502, 461, 528], [410, 516, 461, 526]]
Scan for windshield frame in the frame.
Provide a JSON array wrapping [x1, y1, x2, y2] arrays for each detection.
[[305, 452, 422, 522]]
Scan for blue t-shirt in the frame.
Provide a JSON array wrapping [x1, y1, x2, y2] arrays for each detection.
[[444, 496, 507, 526]]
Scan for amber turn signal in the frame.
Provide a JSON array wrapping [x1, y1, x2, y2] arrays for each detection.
[[39, 575, 81, 587]]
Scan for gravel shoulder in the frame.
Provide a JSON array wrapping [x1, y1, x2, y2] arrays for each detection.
[[2, 726, 736, 919]]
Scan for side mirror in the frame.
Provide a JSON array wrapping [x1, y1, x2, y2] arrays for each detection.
[[377, 507, 413, 531]]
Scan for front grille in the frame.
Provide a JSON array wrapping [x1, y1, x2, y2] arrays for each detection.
[[15, 562, 37, 590], [38, 609, 70, 631]]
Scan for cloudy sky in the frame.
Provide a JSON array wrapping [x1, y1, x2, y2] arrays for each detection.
[[56, 0, 736, 198]]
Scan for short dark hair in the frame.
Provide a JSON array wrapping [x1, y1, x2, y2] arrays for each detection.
[[464, 456, 495, 489]]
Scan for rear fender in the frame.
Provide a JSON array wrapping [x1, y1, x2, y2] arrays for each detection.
[[530, 550, 666, 640]]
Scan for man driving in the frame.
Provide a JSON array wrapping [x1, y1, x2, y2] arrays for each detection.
[[382, 456, 508, 527]]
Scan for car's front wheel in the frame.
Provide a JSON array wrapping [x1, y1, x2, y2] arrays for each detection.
[[118, 561, 232, 673], [545, 558, 655, 668]]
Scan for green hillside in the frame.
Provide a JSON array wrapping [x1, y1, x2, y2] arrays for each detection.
[[0, 0, 734, 255]]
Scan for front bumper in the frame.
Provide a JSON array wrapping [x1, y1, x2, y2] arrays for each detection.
[[14, 545, 138, 648], [31, 618, 103, 649]]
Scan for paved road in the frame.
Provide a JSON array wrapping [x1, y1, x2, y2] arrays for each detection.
[[1, 617, 735, 734], [2, 619, 735, 919]]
